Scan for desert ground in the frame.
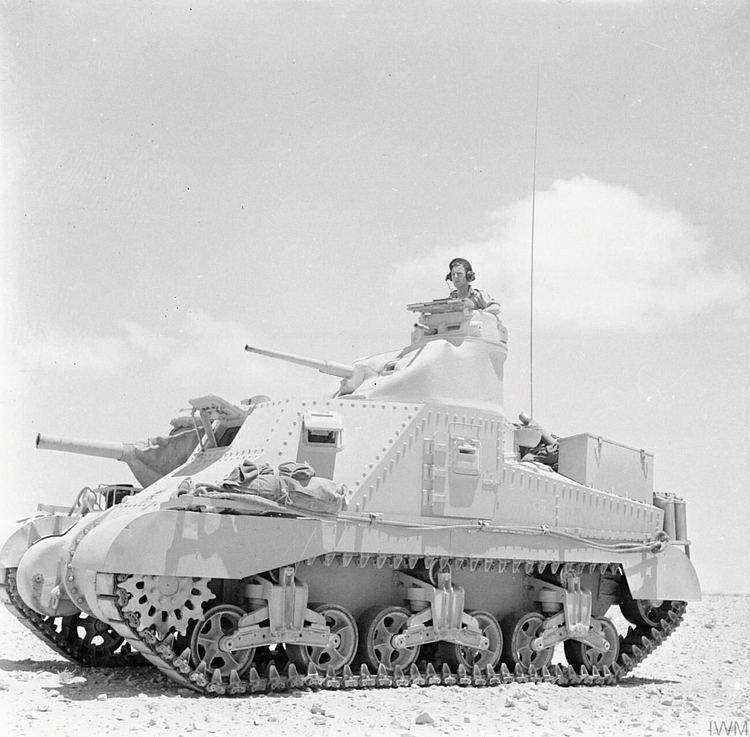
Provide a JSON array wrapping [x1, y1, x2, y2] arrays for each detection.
[[1, 595, 747, 737]]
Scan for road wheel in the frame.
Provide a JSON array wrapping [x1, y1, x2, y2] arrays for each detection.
[[356, 605, 420, 674], [564, 616, 620, 671], [286, 604, 358, 675], [500, 611, 554, 670], [439, 610, 502, 670]]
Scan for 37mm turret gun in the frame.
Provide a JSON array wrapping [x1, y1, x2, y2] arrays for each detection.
[[244, 345, 356, 379], [245, 344, 408, 398]]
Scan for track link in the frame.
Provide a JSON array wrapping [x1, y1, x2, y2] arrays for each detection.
[[95, 560, 687, 696]]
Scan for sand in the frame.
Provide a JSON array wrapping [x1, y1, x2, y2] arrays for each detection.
[[1, 595, 747, 737]]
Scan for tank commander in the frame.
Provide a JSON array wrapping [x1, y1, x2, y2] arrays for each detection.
[[446, 257, 501, 315]]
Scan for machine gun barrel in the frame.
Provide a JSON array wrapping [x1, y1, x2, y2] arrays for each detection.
[[36, 433, 125, 461], [244, 345, 356, 379]]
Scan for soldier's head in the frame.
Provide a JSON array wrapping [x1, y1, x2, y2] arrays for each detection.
[[447, 258, 475, 288]]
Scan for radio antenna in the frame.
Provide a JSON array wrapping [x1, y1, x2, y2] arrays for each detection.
[[529, 64, 540, 418]]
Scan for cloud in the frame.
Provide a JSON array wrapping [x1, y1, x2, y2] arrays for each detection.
[[154, 312, 251, 384], [12, 311, 250, 378], [14, 330, 135, 377], [393, 176, 749, 333], [10, 310, 319, 401]]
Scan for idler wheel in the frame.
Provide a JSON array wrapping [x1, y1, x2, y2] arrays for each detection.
[[500, 611, 554, 671], [189, 604, 255, 679], [620, 592, 673, 629], [564, 616, 620, 671], [439, 610, 502, 671], [61, 613, 127, 664], [286, 604, 358, 675], [356, 605, 421, 674]]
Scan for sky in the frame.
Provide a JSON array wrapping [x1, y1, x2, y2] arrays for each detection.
[[1, 0, 748, 594]]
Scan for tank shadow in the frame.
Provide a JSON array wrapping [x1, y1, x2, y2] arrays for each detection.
[[0, 658, 173, 701], [618, 675, 681, 687], [0, 657, 68, 673]]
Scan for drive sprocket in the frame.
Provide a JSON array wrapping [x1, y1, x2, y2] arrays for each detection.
[[119, 574, 215, 637]]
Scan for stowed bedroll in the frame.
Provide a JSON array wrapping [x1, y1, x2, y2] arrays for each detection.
[[1, 298, 700, 694]]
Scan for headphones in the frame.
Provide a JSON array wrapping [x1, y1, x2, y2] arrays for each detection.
[[446, 257, 475, 282]]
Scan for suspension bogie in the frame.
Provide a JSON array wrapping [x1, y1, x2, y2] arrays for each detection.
[[89, 553, 689, 695], [146, 557, 630, 682]]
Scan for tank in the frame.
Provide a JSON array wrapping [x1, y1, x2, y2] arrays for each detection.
[[0, 298, 700, 693]]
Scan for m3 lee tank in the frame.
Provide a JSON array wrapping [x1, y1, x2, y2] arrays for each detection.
[[0, 299, 700, 694]]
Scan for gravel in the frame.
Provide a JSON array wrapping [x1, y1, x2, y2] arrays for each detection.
[[1, 595, 748, 737]]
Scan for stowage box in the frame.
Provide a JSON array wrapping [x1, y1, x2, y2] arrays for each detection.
[[557, 433, 654, 504]]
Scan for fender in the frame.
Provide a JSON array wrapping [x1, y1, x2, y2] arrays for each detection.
[[622, 545, 701, 601], [0, 514, 80, 569], [71, 509, 336, 579]]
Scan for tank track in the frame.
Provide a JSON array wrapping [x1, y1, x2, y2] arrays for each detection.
[[92, 557, 687, 696], [1, 568, 144, 668]]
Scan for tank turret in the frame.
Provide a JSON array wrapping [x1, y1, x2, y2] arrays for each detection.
[[1, 297, 700, 694], [247, 299, 508, 411]]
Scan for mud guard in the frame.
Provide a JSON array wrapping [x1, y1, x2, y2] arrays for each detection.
[[0, 515, 79, 569], [622, 545, 701, 601], [71, 509, 335, 579]]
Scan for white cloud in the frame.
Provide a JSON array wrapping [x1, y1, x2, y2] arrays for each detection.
[[9, 310, 324, 404], [12, 311, 250, 377], [14, 330, 136, 376], [393, 176, 749, 333], [156, 312, 251, 383], [119, 320, 178, 358]]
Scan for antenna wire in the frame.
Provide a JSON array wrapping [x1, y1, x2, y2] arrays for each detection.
[[530, 65, 540, 418]]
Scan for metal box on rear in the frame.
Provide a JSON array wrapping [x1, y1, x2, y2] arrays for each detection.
[[557, 433, 653, 504]]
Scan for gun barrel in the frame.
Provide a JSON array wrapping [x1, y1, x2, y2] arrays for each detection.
[[245, 345, 355, 379], [36, 433, 125, 461]]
